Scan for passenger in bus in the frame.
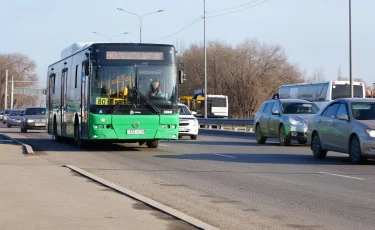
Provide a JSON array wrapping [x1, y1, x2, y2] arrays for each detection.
[[149, 79, 162, 99]]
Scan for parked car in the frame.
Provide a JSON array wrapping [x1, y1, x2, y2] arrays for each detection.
[[178, 103, 199, 140], [6, 110, 25, 128], [20, 107, 47, 133], [307, 98, 375, 164], [255, 99, 320, 146], [0, 111, 4, 121]]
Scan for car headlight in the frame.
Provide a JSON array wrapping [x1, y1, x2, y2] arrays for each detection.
[[192, 119, 198, 126], [27, 120, 34, 123], [289, 117, 303, 125], [365, 129, 375, 138]]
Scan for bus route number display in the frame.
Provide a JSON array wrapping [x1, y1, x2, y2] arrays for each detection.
[[96, 97, 108, 105], [106, 51, 164, 60]]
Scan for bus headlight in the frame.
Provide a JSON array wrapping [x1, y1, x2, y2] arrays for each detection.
[[27, 120, 34, 123]]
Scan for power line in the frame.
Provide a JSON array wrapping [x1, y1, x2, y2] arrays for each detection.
[[207, 0, 271, 18], [148, 15, 203, 42], [206, 0, 263, 14], [149, 0, 271, 42]]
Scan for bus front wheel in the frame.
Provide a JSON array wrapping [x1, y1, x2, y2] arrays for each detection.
[[146, 140, 159, 148]]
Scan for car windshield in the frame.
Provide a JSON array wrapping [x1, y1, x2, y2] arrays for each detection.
[[10, 110, 24, 116], [352, 102, 375, 120], [281, 102, 319, 114], [178, 105, 191, 115], [25, 108, 46, 115]]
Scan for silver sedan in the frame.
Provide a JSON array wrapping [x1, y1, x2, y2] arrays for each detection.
[[307, 98, 375, 164]]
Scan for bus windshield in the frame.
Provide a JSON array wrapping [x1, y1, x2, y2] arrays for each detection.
[[208, 97, 227, 107], [137, 65, 177, 109], [90, 65, 177, 114], [331, 84, 364, 100]]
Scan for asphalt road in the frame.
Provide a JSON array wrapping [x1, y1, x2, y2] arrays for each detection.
[[1, 123, 375, 230]]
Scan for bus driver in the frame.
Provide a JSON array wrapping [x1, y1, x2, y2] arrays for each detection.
[[149, 79, 162, 99]]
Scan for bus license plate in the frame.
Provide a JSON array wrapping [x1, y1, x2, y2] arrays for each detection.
[[35, 123, 44, 126], [126, 129, 145, 135]]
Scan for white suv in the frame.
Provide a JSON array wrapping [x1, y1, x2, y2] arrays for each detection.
[[178, 103, 199, 140]]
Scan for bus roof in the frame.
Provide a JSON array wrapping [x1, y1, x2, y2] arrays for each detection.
[[279, 80, 364, 88], [51, 42, 175, 67]]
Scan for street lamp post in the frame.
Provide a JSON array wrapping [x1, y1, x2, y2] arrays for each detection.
[[203, 0, 207, 119], [349, 0, 353, 98], [117, 8, 164, 43], [92, 31, 129, 42]]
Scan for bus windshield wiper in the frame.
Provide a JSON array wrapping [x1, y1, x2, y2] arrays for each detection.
[[133, 88, 161, 114], [112, 101, 122, 113]]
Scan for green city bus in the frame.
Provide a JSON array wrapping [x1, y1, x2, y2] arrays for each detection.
[[46, 43, 185, 148]]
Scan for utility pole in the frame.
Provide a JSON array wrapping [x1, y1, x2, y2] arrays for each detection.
[[204, 0, 207, 118], [11, 76, 14, 109], [349, 0, 353, 98], [5, 69, 8, 110]]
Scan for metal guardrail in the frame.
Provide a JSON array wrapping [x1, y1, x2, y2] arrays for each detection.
[[197, 118, 255, 132]]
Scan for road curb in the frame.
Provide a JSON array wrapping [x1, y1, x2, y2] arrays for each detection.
[[64, 165, 219, 230], [199, 129, 255, 137], [0, 133, 34, 154]]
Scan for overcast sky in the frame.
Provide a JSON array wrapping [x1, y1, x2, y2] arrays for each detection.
[[1, 0, 374, 87]]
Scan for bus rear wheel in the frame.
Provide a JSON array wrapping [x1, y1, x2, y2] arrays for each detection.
[[75, 125, 87, 149], [146, 140, 159, 148], [54, 119, 63, 143]]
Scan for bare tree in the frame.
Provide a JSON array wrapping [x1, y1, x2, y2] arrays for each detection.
[[179, 39, 303, 118], [304, 66, 326, 83], [0, 53, 39, 110]]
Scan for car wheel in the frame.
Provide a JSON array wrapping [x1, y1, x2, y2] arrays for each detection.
[[7, 124, 11, 128], [349, 136, 363, 164], [279, 125, 291, 146], [190, 135, 197, 140], [311, 132, 327, 159], [298, 140, 307, 145], [147, 140, 159, 148], [178, 134, 182, 139], [23, 127, 28, 133], [255, 124, 267, 144]]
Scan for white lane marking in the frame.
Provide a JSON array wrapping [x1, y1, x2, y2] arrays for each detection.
[[318, 172, 366, 181], [214, 154, 236, 159], [159, 144, 170, 147]]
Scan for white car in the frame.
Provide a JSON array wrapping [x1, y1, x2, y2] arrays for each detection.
[[178, 103, 199, 140]]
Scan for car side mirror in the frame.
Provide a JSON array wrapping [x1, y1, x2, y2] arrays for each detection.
[[272, 110, 280, 115], [191, 111, 197, 116], [337, 114, 349, 121]]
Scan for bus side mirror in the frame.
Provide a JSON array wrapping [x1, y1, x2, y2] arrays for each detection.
[[85, 65, 91, 76], [179, 70, 186, 84]]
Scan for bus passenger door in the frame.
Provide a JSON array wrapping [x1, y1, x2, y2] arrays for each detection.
[[61, 69, 68, 136], [80, 62, 88, 139], [47, 73, 55, 134]]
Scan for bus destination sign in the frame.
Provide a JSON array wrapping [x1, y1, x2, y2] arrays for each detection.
[[106, 51, 164, 60]]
